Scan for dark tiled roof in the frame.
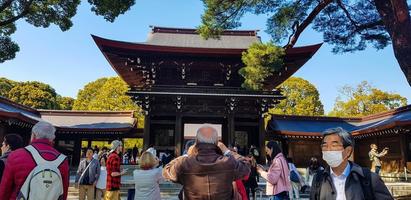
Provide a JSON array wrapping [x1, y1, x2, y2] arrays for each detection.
[[268, 105, 411, 136], [144, 26, 260, 49], [0, 96, 42, 123], [0, 96, 136, 132], [269, 118, 361, 133], [352, 109, 411, 135]]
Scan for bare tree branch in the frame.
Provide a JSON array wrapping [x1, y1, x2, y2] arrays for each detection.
[[285, 0, 333, 49]]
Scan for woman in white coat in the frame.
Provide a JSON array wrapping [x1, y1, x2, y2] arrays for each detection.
[[133, 151, 164, 200]]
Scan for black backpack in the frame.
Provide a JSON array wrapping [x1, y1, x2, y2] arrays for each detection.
[[313, 167, 375, 200]]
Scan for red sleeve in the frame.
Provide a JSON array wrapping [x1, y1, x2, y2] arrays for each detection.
[[107, 155, 120, 173], [113, 156, 120, 172], [59, 159, 69, 200], [0, 153, 15, 200]]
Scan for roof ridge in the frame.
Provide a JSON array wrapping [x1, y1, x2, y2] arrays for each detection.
[[150, 26, 259, 36], [0, 96, 40, 116]]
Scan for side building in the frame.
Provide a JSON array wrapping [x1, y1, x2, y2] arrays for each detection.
[[267, 105, 411, 176], [0, 96, 141, 166]]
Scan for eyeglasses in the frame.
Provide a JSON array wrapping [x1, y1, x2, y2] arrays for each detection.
[[321, 144, 344, 151]]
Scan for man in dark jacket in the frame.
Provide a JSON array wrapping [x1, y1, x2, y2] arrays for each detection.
[[163, 124, 250, 199], [310, 127, 392, 200]]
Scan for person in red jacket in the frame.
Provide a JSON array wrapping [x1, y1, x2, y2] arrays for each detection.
[[0, 121, 69, 200]]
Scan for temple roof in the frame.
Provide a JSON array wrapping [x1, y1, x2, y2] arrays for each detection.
[[0, 96, 137, 133], [0, 96, 42, 124], [268, 105, 411, 138], [39, 110, 136, 131], [92, 26, 322, 89], [144, 26, 260, 49]]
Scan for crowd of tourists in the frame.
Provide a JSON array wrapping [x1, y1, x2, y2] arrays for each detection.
[[0, 121, 395, 200]]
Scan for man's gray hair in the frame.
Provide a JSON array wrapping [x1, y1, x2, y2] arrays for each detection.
[[32, 121, 56, 141], [322, 127, 354, 148], [196, 124, 218, 145]]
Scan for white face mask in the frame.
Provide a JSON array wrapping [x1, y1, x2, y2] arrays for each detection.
[[322, 151, 344, 168]]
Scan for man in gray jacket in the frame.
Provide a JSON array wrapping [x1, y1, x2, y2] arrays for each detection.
[[75, 148, 101, 200], [310, 127, 392, 200]]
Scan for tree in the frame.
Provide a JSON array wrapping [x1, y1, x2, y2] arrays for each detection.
[[0, 77, 17, 97], [72, 77, 108, 110], [87, 77, 138, 111], [73, 77, 144, 127], [0, 0, 135, 63], [239, 42, 285, 90], [57, 96, 75, 110], [330, 81, 407, 117], [199, 0, 411, 86], [8, 81, 59, 109], [269, 77, 324, 116]]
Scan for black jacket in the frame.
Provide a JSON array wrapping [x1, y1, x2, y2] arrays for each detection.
[[310, 162, 393, 200]]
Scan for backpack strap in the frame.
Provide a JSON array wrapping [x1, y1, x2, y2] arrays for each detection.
[[25, 145, 66, 166], [360, 167, 375, 200], [313, 170, 324, 199]]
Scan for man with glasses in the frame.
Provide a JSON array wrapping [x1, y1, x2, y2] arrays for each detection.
[[310, 127, 392, 200]]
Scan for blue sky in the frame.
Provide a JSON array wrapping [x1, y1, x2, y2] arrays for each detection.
[[0, 0, 410, 113]]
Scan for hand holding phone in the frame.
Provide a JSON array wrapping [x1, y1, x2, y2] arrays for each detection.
[[121, 168, 128, 175]]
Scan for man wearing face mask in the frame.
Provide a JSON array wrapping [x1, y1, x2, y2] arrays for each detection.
[[310, 127, 392, 200]]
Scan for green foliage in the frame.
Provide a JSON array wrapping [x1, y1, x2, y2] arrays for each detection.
[[1, 77, 75, 110], [269, 77, 324, 116], [73, 77, 138, 111], [8, 81, 59, 109], [329, 81, 408, 117], [82, 138, 143, 150], [198, 0, 278, 39], [0, 0, 136, 63], [199, 0, 390, 52], [0, 77, 17, 97], [57, 96, 75, 110], [239, 42, 285, 90], [88, 77, 138, 111], [73, 78, 109, 110], [73, 77, 144, 127], [88, 0, 136, 22]]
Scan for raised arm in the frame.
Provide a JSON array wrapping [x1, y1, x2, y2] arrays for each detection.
[[162, 156, 186, 184]]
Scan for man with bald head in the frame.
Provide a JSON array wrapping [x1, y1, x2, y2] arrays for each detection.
[[163, 124, 250, 199]]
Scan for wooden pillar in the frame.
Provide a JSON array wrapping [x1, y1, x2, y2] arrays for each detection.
[[258, 116, 266, 164], [0, 123, 5, 143], [87, 139, 92, 148], [400, 133, 407, 172], [143, 114, 151, 150], [73, 139, 81, 167], [175, 114, 182, 156], [227, 114, 235, 146]]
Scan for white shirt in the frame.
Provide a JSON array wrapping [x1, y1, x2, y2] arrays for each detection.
[[330, 163, 351, 200], [96, 166, 107, 189]]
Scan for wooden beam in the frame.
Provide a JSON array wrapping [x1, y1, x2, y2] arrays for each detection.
[[175, 114, 182, 156], [259, 116, 266, 164], [143, 114, 151, 150]]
